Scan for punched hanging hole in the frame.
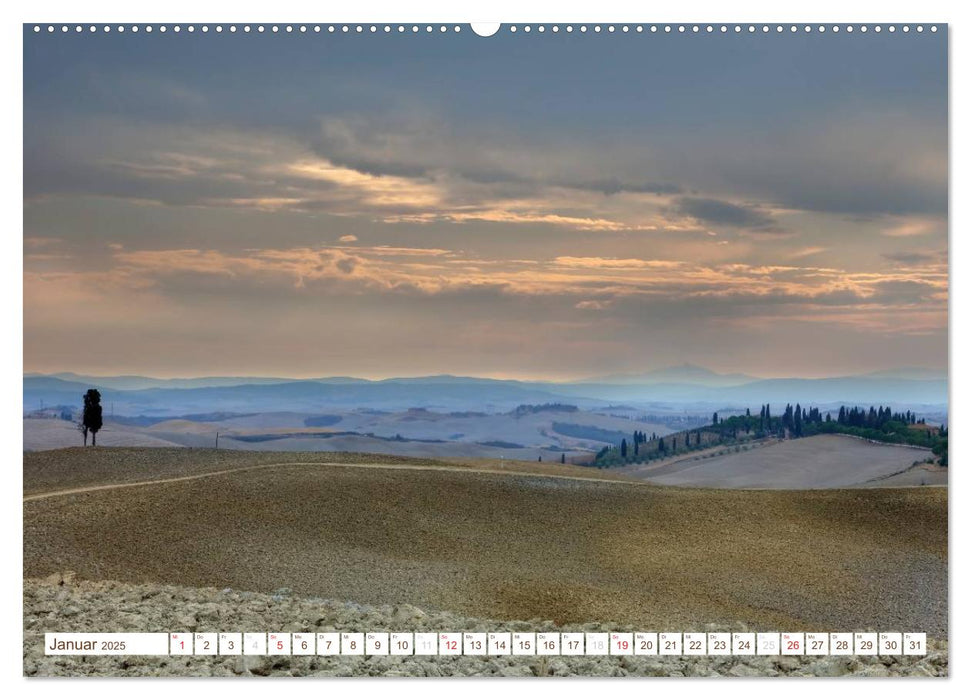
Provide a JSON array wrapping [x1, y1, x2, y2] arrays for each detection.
[[471, 22, 501, 36]]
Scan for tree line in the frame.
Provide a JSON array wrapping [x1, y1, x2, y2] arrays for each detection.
[[594, 402, 947, 468]]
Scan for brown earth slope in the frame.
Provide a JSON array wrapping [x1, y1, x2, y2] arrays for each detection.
[[618, 435, 942, 489], [23, 448, 947, 635]]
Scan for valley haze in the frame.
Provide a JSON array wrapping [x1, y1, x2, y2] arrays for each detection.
[[24, 364, 947, 468], [24, 364, 947, 415]]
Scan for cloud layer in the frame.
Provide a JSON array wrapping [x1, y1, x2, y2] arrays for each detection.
[[22, 29, 948, 378]]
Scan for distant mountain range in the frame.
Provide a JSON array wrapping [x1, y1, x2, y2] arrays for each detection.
[[23, 375, 581, 416], [23, 372, 368, 391], [584, 364, 756, 387], [861, 367, 948, 381], [23, 366, 948, 417]]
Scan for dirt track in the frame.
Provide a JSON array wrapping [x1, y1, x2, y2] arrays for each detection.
[[23, 448, 948, 636], [24, 461, 640, 503], [23, 447, 638, 497]]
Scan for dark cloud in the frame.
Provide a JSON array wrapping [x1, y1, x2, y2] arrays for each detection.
[[309, 118, 449, 181], [555, 177, 682, 196], [24, 156, 288, 207], [869, 279, 943, 304], [675, 197, 782, 232], [311, 122, 682, 198], [736, 166, 947, 218], [456, 167, 529, 186], [689, 115, 947, 219], [314, 153, 433, 180], [335, 257, 358, 274], [882, 251, 941, 265]]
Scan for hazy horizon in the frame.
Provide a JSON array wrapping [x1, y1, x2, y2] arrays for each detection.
[[25, 29, 947, 380], [23, 363, 948, 384]]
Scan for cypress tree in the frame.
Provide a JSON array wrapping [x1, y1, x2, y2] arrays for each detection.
[[82, 389, 103, 447]]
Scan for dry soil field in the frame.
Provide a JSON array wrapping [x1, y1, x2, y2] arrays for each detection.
[[24, 405, 674, 461], [620, 434, 943, 489], [23, 418, 184, 451], [24, 448, 947, 638]]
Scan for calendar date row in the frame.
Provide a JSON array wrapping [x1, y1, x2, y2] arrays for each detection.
[[46, 631, 927, 657]]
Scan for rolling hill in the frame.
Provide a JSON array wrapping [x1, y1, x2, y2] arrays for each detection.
[[24, 404, 673, 460], [617, 434, 944, 489], [23, 366, 948, 418], [23, 448, 948, 636]]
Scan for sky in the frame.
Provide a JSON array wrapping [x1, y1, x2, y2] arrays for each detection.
[[23, 26, 948, 380]]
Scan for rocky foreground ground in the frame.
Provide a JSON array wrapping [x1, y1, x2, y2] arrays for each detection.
[[24, 575, 947, 678]]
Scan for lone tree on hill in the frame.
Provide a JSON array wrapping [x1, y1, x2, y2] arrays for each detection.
[[82, 389, 103, 446]]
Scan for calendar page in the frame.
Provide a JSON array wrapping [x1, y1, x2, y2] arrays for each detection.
[[22, 17, 948, 680]]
